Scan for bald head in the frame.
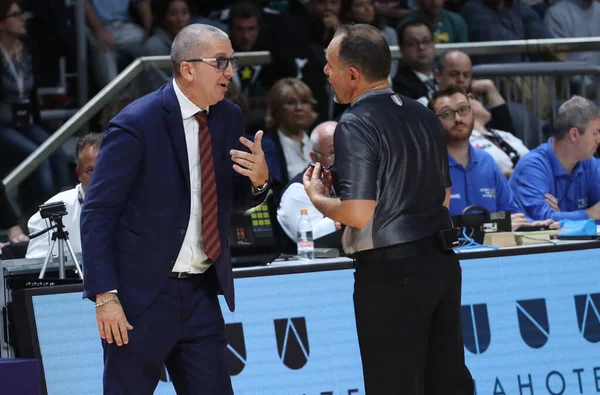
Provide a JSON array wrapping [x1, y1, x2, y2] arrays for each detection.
[[435, 49, 472, 91], [171, 24, 229, 76], [310, 121, 337, 168]]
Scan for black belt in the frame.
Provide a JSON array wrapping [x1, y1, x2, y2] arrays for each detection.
[[353, 234, 443, 264], [170, 271, 201, 279]]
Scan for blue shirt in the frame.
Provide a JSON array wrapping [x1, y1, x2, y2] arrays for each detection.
[[448, 144, 520, 216], [510, 139, 600, 221]]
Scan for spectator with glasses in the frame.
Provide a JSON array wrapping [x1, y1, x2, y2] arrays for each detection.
[[0, 0, 71, 209], [260, 77, 318, 203], [429, 86, 553, 230]]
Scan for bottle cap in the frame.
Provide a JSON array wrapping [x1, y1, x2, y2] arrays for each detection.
[[300, 208, 308, 214]]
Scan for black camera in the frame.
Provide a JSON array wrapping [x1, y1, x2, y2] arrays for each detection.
[[39, 201, 68, 220]]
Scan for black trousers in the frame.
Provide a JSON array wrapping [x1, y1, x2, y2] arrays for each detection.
[[353, 240, 473, 395]]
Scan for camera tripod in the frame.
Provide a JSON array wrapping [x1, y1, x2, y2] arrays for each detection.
[[29, 216, 83, 280]]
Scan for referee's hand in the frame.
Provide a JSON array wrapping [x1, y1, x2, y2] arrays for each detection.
[[303, 162, 331, 200]]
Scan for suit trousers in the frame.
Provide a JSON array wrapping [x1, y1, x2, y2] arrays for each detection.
[[102, 266, 233, 395], [353, 242, 472, 395]]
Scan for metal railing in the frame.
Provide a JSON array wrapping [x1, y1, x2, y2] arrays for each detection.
[[4, 37, 600, 192], [472, 61, 600, 147]]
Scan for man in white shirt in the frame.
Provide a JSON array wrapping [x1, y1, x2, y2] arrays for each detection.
[[26, 133, 102, 259], [278, 121, 338, 242]]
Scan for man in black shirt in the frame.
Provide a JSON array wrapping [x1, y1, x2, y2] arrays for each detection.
[[303, 24, 473, 395]]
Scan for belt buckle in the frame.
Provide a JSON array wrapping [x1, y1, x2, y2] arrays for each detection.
[[177, 272, 188, 278]]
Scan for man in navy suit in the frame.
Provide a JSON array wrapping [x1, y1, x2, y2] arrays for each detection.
[[81, 24, 270, 394]]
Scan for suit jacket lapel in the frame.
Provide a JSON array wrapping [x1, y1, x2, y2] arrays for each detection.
[[163, 81, 191, 192]]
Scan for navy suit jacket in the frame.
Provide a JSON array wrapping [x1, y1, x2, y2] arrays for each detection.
[[81, 81, 266, 317]]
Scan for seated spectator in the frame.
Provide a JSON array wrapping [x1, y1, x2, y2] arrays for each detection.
[[142, 0, 190, 56], [543, 0, 600, 97], [85, 0, 152, 88], [431, 48, 547, 148], [26, 133, 102, 259], [261, 78, 318, 203], [278, 121, 338, 242], [461, 0, 551, 64], [227, 2, 297, 132], [400, 0, 468, 44], [0, 181, 28, 251], [429, 86, 552, 230], [426, 50, 515, 133], [274, 0, 342, 122], [392, 21, 436, 100], [341, 0, 399, 79], [470, 95, 529, 178], [0, 0, 71, 205], [510, 96, 600, 222], [373, 0, 416, 22]]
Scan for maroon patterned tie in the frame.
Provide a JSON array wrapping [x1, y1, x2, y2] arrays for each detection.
[[193, 111, 221, 262]]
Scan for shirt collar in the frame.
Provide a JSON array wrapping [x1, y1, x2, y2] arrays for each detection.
[[76, 183, 85, 204], [545, 138, 584, 177], [351, 87, 395, 107], [172, 79, 209, 120], [448, 143, 479, 168]]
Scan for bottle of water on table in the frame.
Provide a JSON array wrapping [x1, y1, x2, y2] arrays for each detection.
[[297, 208, 314, 260]]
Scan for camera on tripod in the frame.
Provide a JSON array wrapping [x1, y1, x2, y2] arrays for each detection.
[[39, 201, 67, 220]]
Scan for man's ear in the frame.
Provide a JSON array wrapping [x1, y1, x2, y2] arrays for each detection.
[[348, 66, 360, 82], [568, 127, 580, 142]]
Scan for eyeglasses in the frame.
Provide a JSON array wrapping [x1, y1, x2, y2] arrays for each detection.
[[2, 10, 27, 20], [436, 105, 471, 121], [184, 57, 238, 70], [313, 149, 335, 163], [283, 99, 316, 109]]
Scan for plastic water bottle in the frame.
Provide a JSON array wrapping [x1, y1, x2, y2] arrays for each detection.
[[297, 208, 314, 260]]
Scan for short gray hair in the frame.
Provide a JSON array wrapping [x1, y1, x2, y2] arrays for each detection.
[[553, 96, 600, 140], [75, 133, 103, 166], [171, 24, 229, 76]]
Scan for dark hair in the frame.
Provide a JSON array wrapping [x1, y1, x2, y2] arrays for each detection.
[[428, 85, 469, 112], [553, 96, 600, 140], [152, 0, 191, 28], [0, 0, 16, 20], [438, 49, 469, 72], [340, 0, 382, 29], [228, 1, 261, 24], [75, 133, 103, 166], [334, 23, 391, 82], [397, 19, 434, 45]]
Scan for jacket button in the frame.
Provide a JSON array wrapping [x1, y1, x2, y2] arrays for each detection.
[[180, 228, 185, 235]]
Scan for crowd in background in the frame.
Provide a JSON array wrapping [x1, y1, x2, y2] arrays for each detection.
[[1, 0, 600, 251]]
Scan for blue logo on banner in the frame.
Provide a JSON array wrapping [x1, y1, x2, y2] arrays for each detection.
[[274, 317, 310, 369], [461, 304, 491, 354], [226, 323, 247, 375], [574, 293, 600, 343], [516, 298, 550, 349]]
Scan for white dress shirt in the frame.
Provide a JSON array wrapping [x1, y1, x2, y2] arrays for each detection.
[[277, 183, 336, 242], [172, 79, 211, 274], [26, 184, 84, 259], [277, 130, 312, 181], [470, 129, 530, 173]]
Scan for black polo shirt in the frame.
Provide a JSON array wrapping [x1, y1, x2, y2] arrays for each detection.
[[334, 88, 452, 254]]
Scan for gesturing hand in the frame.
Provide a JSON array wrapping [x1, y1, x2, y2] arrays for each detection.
[[230, 130, 269, 188], [95, 294, 133, 347]]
